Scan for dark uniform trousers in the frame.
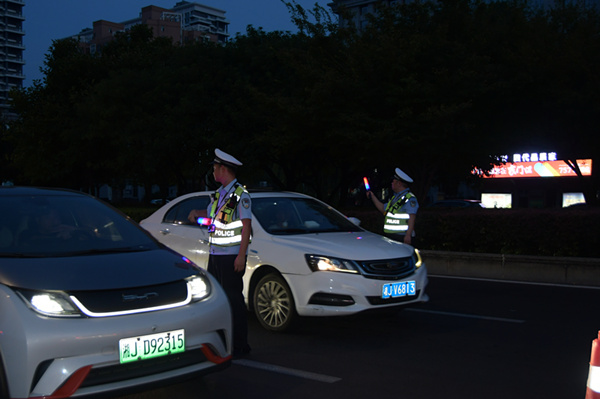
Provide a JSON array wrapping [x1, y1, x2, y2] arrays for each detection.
[[207, 254, 250, 354]]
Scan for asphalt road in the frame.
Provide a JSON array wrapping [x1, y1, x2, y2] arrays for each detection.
[[118, 276, 600, 399]]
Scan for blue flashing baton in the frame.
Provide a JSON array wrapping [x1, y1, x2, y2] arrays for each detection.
[[363, 177, 370, 191], [197, 217, 212, 226]]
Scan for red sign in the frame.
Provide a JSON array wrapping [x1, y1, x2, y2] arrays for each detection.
[[477, 159, 592, 178]]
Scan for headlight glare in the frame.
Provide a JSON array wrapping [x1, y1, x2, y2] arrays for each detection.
[[413, 248, 423, 268], [187, 275, 211, 301], [19, 291, 81, 317], [305, 255, 360, 274]]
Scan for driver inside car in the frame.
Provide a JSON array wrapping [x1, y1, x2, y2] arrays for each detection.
[[19, 207, 79, 244]]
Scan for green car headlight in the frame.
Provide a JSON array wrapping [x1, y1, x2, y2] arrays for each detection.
[[18, 291, 81, 317], [187, 274, 211, 301]]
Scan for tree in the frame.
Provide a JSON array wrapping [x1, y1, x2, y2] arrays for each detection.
[[6, 0, 600, 207], [8, 37, 104, 188]]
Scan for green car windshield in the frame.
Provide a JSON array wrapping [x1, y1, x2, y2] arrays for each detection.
[[0, 195, 157, 257]]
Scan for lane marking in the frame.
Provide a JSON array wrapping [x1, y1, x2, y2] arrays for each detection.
[[233, 359, 342, 383], [429, 274, 600, 290], [406, 308, 525, 324]]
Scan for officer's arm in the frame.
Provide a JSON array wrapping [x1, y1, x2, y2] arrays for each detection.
[[234, 218, 251, 272], [405, 214, 416, 244], [368, 192, 386, 215]]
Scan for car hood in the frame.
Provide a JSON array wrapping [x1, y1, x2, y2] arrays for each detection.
[[0, 249, 200, 291], [267, 231, 413, 260]]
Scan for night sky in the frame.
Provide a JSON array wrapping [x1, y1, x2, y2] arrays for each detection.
[[23, 0, 328, 87]]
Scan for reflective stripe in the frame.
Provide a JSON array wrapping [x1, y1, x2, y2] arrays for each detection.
[[209, 184, 250, 248], [383, 192, 415, 235], [386, 213, 410, 220], [210, 235, 242, 246], [384, 213, 410, 233], [209, 219, 244, 246], [589, 364, 600, 393], [213, 220, 243, 229], [384, 224, 409, 232]]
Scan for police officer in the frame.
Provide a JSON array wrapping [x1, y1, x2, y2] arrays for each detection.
[[188, 148, 252, 357], [366, 168, 419, 245]]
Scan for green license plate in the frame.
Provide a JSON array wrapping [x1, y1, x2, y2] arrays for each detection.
[[119, 329, 185, 363]]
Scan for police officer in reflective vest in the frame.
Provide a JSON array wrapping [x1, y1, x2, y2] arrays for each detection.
[[188, 148, 252, 357], [366, 168, 418, 245]]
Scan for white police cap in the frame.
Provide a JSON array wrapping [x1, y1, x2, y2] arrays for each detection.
[[213, 148, 242, 168], [394, 168, 413, 183]]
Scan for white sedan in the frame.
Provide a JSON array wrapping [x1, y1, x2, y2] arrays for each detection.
[[140, 191, 429, 332]]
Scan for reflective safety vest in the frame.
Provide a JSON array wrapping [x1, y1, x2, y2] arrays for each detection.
[[383, 192, 415, 235], [209, 184, 251, 247]]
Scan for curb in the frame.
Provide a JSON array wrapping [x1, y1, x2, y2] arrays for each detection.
[[421, 250, 600, 287]]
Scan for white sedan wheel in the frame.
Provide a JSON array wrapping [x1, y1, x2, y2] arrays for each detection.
[[253, 274, 296, 332]]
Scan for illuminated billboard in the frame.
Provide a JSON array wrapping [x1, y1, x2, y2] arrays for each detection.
[[477, 159, 592, 179], [562, 193, 585, 207], [481, 193, 512, 208]]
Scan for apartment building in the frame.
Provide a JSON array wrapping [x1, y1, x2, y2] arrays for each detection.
[[328, 0, 398, 30], [0, 0, 24, 119], [71, 1, 229, 54]]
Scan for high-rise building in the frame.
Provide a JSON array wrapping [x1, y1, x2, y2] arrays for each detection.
[[0, 0, 25, 119], [71, 1, 229, 55], [328, 0, 397, 30]]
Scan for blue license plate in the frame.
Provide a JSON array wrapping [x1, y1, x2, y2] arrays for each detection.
[[382, 281, 416, 299]]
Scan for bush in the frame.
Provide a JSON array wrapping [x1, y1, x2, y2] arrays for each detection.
[[122, 204, 600, 258], [345, 207, 600, 258], [116, 206, 158, 223]]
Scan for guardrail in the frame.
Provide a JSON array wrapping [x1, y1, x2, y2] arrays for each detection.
[[422, 250, 600, 287]]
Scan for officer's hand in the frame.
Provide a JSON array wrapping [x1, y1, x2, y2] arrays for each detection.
[[366, 191, 371, 199], [234, 255, 246, 273], [188, 209, 205, 223]]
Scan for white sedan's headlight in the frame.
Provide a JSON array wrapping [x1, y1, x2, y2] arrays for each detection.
[[305, 255, 360, 274], [412, 248, 423, 268]]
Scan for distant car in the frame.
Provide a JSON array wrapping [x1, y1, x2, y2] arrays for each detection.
[[564, 202, 588, 209], [0, 187, 231, 399], [151, 199, 171, 205], [427, 199, 485, 209], [140, 191, 429, 332]]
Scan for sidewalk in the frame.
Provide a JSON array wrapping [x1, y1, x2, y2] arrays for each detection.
[[422, 250, 600, 287]]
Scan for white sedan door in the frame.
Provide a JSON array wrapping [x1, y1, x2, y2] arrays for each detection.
[[144, 195, 212, 268]]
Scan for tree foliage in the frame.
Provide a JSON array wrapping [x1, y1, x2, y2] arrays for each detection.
[[3, 0, 600, 205]]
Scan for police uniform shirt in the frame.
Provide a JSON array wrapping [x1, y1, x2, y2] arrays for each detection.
[[386, 188, 419, 236], [207, 179, 252, 255], [386, 188, 419, 215]]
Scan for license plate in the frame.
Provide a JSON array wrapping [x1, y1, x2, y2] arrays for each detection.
[[119, 329, 185, 364], [382, 281, 416, 299]]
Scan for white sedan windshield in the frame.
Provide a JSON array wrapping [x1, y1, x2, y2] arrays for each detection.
[[252, 197, 361, 235]]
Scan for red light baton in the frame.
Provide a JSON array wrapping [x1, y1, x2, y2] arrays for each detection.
[[363, 177, 370, 191], [197, 217, 212, 226]]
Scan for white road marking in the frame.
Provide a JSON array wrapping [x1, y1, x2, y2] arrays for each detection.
[[233, 359, 342, 383], [430, 274, 600, 290], [406, 308, 525, 324]]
